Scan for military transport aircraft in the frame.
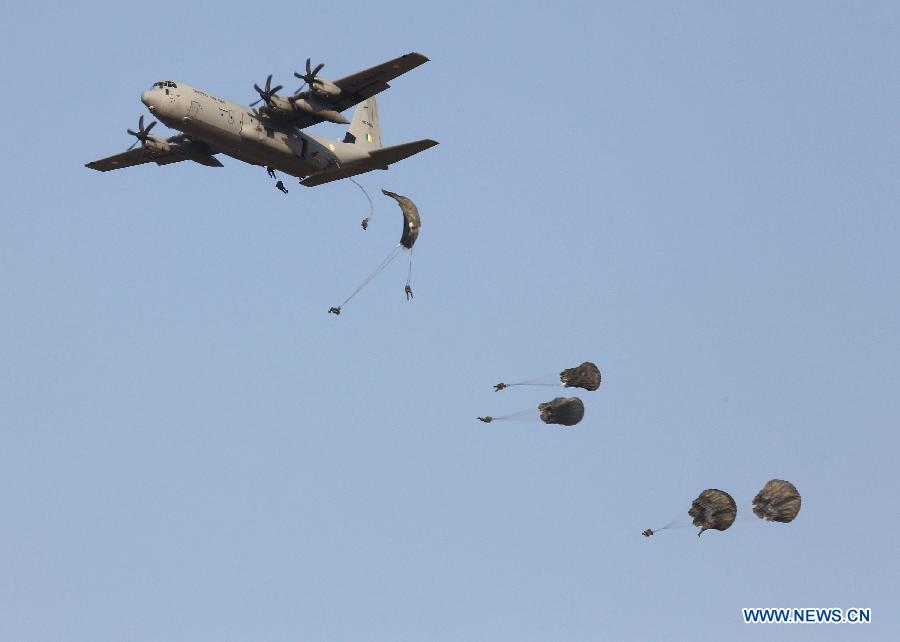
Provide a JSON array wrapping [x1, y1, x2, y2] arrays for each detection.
[[86, 53, 438, 187]]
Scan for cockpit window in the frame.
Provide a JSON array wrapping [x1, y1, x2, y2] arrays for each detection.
[[152, 81, 177, 89]]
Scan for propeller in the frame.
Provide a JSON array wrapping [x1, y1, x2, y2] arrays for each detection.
[[293, 58, 325, 93], [126, 114, 157, 150], [251, 74, 283, 107]]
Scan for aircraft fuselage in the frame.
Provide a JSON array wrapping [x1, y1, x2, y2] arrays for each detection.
[[140, 81, 369, 178]]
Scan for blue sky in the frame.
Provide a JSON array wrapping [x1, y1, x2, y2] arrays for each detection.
[[1, 1, 898, 640]]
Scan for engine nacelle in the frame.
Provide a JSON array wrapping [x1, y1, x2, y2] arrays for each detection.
[[310, 78, 341, 98], [263, 95, 296, 115], [144, 136, 171, 154], [286, 95, 349, 125]]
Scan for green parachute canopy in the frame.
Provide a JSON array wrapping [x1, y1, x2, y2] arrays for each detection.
[[538, 397, 584, 426], [382, 189, 420, 249], [689, 489, 737, 536], [559, 362, 602, 391], [752, 479, 801, 523]]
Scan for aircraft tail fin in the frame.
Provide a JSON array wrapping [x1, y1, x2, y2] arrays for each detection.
[[343, 98, 382, 151]]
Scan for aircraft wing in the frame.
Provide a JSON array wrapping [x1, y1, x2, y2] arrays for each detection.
[[271, 53, 429, 130], [86, 135, 185, 172], [85, 135, 222, 171], [330, 52, 429, 112]]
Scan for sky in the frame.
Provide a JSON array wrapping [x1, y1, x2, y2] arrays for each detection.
[[1, 1, 898, 640]]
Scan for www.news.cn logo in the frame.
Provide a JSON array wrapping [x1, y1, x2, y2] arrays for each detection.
[[742, 607, 871, 624]]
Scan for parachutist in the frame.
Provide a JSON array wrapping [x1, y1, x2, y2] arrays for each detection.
[[275, 180, 289, 194], [405, 284, 413, 300], [495, 361, 602, 392], [361, 217, 369, 230], [328, 306, 341, 315], [266, 166, 277, 179], [478, 416, 493, 423], [642, 529, 654, 537], [494, 383, 508, 392]]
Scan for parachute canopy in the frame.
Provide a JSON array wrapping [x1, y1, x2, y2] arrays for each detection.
[[538, 396, 584, 426], [753, 479, 801, 523], [689, 489, 737, 536], [382, 189, 420, 249], [560, 362, 602, 391]]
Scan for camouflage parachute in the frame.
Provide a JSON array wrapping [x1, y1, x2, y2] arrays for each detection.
[[559, 362, 602, 391], [382, 189, 420, 249], [538, 397, 584, 426], [752, 479, 801, 523], [689, 489, 737, 536]]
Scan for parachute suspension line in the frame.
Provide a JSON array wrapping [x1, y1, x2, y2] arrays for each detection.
[[505, 383, 561, 387], [349, 175, 374, 225], [493, 375, 562, 391], [334, 159, 374, 227], [340, 244, 402, 307], [406, 247, 413, 286], [642, 523, 687, 537], [488, 408, 538, 422], [644, 509, 693, 537]]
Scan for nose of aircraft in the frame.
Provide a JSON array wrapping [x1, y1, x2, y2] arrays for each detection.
[[140, 90, 154, 112]]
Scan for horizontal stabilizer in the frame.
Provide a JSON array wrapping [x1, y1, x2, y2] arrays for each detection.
[[369, 139, 438, 166], [301, 139, 438, 187]]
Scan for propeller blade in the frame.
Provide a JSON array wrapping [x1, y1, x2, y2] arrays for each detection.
[[311, 63, 324, 77], [250, 98, 262, 106], [306, 58, 312, 74], [138, 115, 145, 131], [127, 128, 138, 136], [270, 84, 283, 94], [144, 121, 156, 134], [127, 140, 139, 150]]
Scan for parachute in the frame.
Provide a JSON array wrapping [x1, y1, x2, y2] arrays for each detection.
[[330, 189, 420, 314], [752, 479, 801, 523], [538, 397, 584, 426], [560, 362, 601, 391], [494, 360, 602, 392], [477, 397, 584, 427], [688, 489, 737, 536], [382, 189, 420, 250]]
